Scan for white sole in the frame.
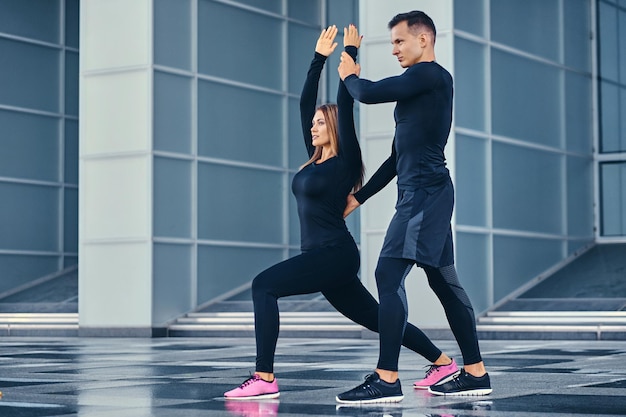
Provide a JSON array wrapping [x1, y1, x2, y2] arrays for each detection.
[[335, 395, 404, 404], [428, 387, 492, 396]]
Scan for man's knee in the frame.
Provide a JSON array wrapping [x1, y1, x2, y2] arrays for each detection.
[[375, 259, 405, 296]]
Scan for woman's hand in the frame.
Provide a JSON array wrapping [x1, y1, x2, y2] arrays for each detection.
[[343, 194, 361, 218], [343, 24, 362, 48], [315, 25, 338, 57]]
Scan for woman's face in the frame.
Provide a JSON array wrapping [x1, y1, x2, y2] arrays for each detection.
[[311, 110, 330, 147]]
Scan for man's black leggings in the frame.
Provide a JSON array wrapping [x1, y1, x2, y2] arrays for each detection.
[[252, 239, 442, 373], [376, 256, 483, 371]]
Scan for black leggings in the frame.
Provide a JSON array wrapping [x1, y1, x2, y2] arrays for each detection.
[[376, 257, 482, 371], [252, 240, 442, 373]]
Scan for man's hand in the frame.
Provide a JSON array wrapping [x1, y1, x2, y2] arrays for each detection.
[[315, 25, 338, 57], [343, 24, 362, 48], [343, 194, 361, 218], [338, 51, 360, 80]]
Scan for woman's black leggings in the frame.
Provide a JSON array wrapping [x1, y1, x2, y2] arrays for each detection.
[[376, 256, 482, 371], [252, 240, 442, 373]]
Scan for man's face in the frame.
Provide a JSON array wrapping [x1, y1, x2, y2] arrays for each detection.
[[390, 21, 425, 68]]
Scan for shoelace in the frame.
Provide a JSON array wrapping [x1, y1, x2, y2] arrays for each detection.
[[424, 364, 438, 377], [357, 377, 382, 396], [238, 374, 261, 389]]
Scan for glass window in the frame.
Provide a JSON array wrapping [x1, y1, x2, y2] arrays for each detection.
[[198, 163, 284, 243], [325, 46, 341, 103], [64, 188, 78, 253], [565, 72, 593, 154], [197, 245, 284, 304], [491, 49, 562, 147], [64, 120, 79, 185], [0, 0, 60, 43], [490, 0, 559, 62], [289, 173, 300, 246], [563, 0, 591, 72], [154, 157, 192, 239], [0, 110, 59, 182], [601, 162, 626, 235], [620, 10, 626, 83], [328, 0, 358, 30], [492, 142, 563, 234], [154, 0, 191, 70], [154, 71, 192, 154], [621, 87, 626, 151], [456, 232, 490, 313], [198, 80, 283, 166], [567, 239, 593, 256], [153, 243, 192, 323], [454, 37, 486, 132], [599, 1, 619, 82], [0, 38, 60, 112], [65, 0, 80, 48], [454, 0, 485, 37], [288, 0, 320, 24], [493, 235, 563, 299], [567, 156, 594, 237], [0, 255, 60, 294], [235, 0, 281, 14], [65, 51, 79, 116], [198, 0, 282, 90], [289, 23, 322, 95], [0, 183, 59, 252], [455, 134, 488, 227], [64, 256, 78, 268], [289, 97, 307, 169], [600, 81, 620, 153]]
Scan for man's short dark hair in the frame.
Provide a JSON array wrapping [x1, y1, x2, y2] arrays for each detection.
[[388, 10, 436, 39]]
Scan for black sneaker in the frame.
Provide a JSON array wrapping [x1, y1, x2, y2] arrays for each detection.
[[336, 372, 404, 404], [427, 369, 492, 396]]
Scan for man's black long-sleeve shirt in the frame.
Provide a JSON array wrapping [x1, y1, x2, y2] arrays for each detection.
[[344, 61, 453, 203]]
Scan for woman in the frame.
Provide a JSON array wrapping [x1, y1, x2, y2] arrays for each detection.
[[224, 25, 458, 401]]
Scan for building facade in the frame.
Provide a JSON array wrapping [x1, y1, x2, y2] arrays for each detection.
[[0, 0, 624, 333]]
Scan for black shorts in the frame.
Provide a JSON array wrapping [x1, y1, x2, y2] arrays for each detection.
[[380, 180, 455, 267]]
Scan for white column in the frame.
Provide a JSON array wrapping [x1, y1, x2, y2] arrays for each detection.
[[358, 0, 454, 328], [78, 0, 154, 336]]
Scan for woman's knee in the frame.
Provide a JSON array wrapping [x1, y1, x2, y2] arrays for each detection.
[[251, 271, 273, 296]]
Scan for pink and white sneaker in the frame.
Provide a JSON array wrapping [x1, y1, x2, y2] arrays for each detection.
[[224, 374, 280, 400], [413, 358, 460, 389]]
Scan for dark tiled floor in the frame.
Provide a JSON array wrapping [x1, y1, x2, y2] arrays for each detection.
[[0, 337, 625, 416]]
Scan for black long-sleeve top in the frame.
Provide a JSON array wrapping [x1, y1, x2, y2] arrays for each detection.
[[344, 61, 453, 204], [292, 46, 362, 251]]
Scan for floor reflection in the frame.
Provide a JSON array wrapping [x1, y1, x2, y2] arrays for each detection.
[[335, 403, 407, 417], [224, 398, 280, 417]]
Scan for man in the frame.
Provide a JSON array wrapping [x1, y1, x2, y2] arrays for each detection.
[[335, 11, 492, 403]]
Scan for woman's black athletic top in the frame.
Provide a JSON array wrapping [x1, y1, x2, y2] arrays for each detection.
[[292, 47, 362, 251], [343, 61, 453, 203]]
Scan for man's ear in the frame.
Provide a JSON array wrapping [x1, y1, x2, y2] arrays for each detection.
[[419, 32, 428, 48], [419, 32, 434, 48]]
